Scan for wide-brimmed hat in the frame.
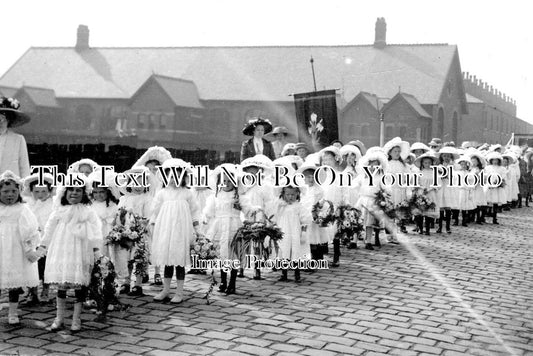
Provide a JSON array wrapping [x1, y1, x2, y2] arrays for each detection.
[[410, 142, 430, 153], [414, 152, 438, 168], [461, 141, 474, 150], [383, 137, 410, 160], [340, 145, 362, 161], [358, 147, 388, 170], [242, 117, 273, 136], [271, 126, 289, 135], [428, 138, 442, 147], [485, 151, 503, 164], [489, 144, 502, 152], [23, 173, 55, 196], [501, 152, 517, 164], [506, 145, 522, 157], [294, 142, 311, 153], [443, 141, 456, 148], [68, 158, 100, 174], [274, 155, 304, 170], [55, 173, 91, 203], [456, 155, 472, 165], [210, 163, 240, 191], [241, 154, 274, 171], [281, 143, 297, 156], [134, 146, 172, 168], [347, 140, 367, 155], [88, 170, 121, 200], [297, 162, 319, 175], [0, 170, 23, 186], [436, 146, 460, 160], [320, 146, 342, 162], [0, 97, 31, 128], [119, 165, 152, 194], [303, 153, 321, 167], [468, 151, 486, 168]]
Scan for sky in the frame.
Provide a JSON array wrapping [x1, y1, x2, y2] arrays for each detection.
[[1, 0, 531, 123]]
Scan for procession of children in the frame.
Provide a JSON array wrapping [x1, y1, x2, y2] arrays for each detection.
[[1, 115, 533, 332]]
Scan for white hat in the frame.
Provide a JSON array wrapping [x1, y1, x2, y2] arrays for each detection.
[[436, 146, 460, 161], [281, 143, 297, 156], [468, 151, 487, 168], [339, 145, 362, 161], [489, 144, 502, 152], [320, 146, 342, 162], [274, 155, 304, 170], [68, 158, 100, 174], [241, 154, 274, 171], [414, 152, 438, 168], [120, 165, 152, 194], [55, 173, 91, 204], [485, 151, 503, 164], [303, 153, 321, 167], [0, 170, 22, 186], [501, 152, 517, 164], [22, 173, 55, 197], [410, 142, 431, 153], [456, 155, 471, 165], [133, 146, 172, 168], [383, 137, 410, 160], [358, 147, 388, 170], [88, 170, 121, 200]]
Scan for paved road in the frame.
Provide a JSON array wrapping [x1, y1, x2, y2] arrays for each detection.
[[1, 207, 532, 355]]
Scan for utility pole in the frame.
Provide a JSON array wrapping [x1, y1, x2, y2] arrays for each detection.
[[310, 56, 317, 92]]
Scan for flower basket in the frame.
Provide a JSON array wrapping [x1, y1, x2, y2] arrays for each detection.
[[410, 188, 436, 214], [88, 256, 125, 318], [230, 211, 284, 266], [334, 204, 364, 244], [190, 235, 219, 261], [374, 189, 397, 220], [312, 199, 336, 227]]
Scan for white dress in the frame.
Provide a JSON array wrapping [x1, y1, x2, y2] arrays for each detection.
[[342, 166, 360, 207], [203, 190, 241, 260], [386, 160, 411, 206], [240, 184, 274, 222], [91, 201, 119, 254], [471, 167, 487, 207], [484, 165, 506, 205], [438, 163, 459, 209], [26, 197, 54, 234], [354, 174, 388, 229], [416, 168, 440, 218], [0, 204, 40, 289], [301, 185, 329, 245], [42, 204, 102, 286], [320, 167, 345, 242], [455, 169, 476, 211], [268, 199, 311, 261], [150, 187, 200, 267], [194, 187, 214, 234]]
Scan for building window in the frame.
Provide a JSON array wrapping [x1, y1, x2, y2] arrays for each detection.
[[399, 125, 407, 138], [348, 124, 356, 137], [385, 124, 394, 139], [148, 114, 158, 130], [438, 107, 444, 138], [137, 113, 147, 129], [75, 105, 94, 130], [452, 112, 458, 143]]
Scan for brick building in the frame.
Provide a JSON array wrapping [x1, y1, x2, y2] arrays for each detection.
[[0, 20, 531, 168]]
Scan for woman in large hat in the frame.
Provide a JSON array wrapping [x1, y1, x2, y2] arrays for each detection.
[[269, 126, 290, 159], [0, 97, 31, 178], [240, 117, 276, 162]]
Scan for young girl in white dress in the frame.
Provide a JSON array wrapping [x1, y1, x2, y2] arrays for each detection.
[[203, 164, 242, 294], [502, 153, 518, 210], [22, 173, 55, 304], [239, 155, 274, 280], [340, 145, 362, 249], [150, 159, 201, 303], [0, 171, 41, 325], [268, 185, 311, 283], [470, 152, 487, 224], [354, 148, 395, 249], [484, 152, 506, 225], [383, 137, 411, 236], [41, 174, 103, 331], [456, 156, 476, 227], [436, 147, 460, 233], [116, 166, 153, 296], [298, 163, 328, 267], [412, 153, 440, 235], [134, 146, 172, 284]]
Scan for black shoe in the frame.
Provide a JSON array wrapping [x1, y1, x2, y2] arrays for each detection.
[[253, 276, 263, 280], [330, 262, 340, 268], [462, 223, 468, 227], [225, 287, 236, 295], [218, 284, 227, 293], [436, 228, 442, 233], [365, 243, 374, 250], [128, 286, 143, 296], [119, 284, 130, 295], [493, 220, 499, 225], [237, 272, 245, 278], [347, 242, 357, 249], [142, 275, 149, 284], [278, 275, 288, 282], [400, 226, 408, 234], [446, 229, 452, 234], [153, 274, 162, 286], [424, 231, 430, 236]]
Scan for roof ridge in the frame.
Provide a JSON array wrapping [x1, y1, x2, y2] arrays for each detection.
[[19, 85, 55, 91], [152, 74, 195, 84]]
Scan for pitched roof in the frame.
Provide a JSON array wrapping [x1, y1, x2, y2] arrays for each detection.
[[0, 44, 458, 104], [16, 86, 59, 107], [466, 93, 484, 104], [132, 74, 203, 109], [383, 92, 432, 118], [341, 91, 387, 113], [0, 86, 18, 98]]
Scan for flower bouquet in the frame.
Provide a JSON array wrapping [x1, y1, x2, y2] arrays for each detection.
[[396, 200, 412, 221], [230, 211, 284, 265], [106, 207, 150, 277], [334, 204, 364, 244], [374, 188, 397, 220], [312, 199, 335, 227], [190, 235, 220, 304], [410, 189, 436, 215], [88, 256, 126, 320]]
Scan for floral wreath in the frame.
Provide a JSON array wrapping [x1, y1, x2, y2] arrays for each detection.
[[312, 199, 335, 227]]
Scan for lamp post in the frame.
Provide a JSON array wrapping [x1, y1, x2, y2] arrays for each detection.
[[379, 112, 385, 147]]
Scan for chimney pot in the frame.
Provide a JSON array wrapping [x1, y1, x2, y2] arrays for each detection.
[[374, 17, 387, 49], [76, 25, 90, 51]]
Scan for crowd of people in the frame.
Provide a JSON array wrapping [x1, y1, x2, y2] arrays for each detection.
[[1, 114, 532, 333]]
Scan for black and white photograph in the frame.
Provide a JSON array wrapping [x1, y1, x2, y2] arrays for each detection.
[[0, 0, 532, 355]]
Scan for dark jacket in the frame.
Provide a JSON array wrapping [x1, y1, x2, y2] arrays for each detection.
[[240, 138, 276, 162]]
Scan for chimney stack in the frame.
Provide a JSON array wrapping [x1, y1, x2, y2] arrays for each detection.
[[76, 25, 90, 51], [374, 18, 387, 49]]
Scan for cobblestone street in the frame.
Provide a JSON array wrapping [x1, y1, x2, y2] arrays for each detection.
[[1, 207, 532, 356]]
